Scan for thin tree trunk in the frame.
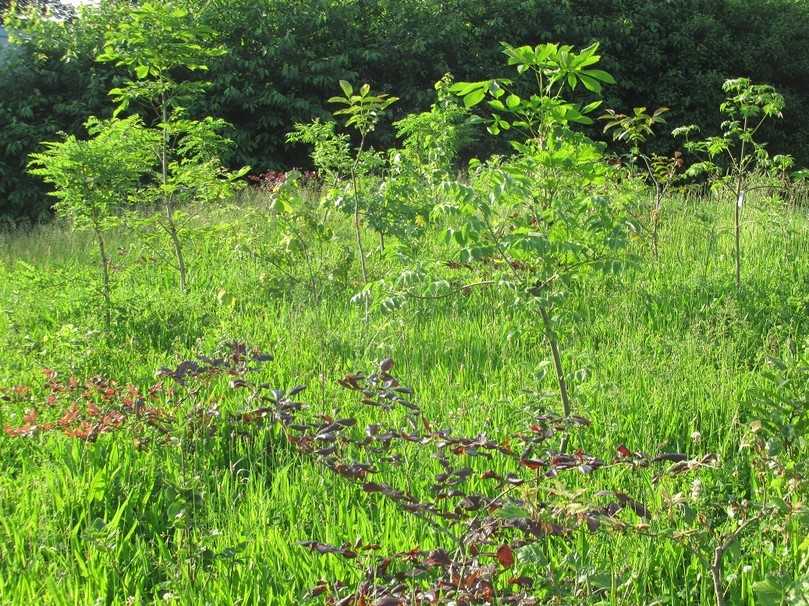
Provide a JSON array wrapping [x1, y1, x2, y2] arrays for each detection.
[[734, 184, 743, 291], [95, 227, 112, 334], [352, 178, 368, 286], [160, 95, 188, 293], [539, 305, 572, 451], [166, 205, 188, 293], [352, 172, 368, 320], [351, 134, 369, 322], [711, 513, 764, 606], [651, 183, 662, 259], [734, 119, 747, 291]]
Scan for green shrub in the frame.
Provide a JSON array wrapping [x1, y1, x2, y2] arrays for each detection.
[[4, 0, 809, 222]]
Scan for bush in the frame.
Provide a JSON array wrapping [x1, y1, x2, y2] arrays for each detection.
[[3, 0, 809, 222], [0, 2, 123, 224]]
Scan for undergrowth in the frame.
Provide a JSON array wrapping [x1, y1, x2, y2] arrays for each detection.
[[1, 193, 808, 605]]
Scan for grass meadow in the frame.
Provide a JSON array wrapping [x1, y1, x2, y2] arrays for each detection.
[[1, 191, 808, 605]]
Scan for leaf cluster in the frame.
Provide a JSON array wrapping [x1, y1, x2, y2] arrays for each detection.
[[27, 116, 157, 230], [450, 42, 613, 139], [328, 80, 399, 138]]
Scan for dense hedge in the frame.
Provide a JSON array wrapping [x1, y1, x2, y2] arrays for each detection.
[[3, 0, 809, 222], [0, 2, 120, 224]]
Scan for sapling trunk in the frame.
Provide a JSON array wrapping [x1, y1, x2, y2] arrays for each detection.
[[651, 183, 662, 259], [160, 94, 189, 294], [351, 134, 369, 322], [734, 186, 742, 291], [490, 209, 574, 451], [166, 207, 188, 293], [710, 512, 765, 606], [639, 155, 664, 261], [539, 305, 572, 451], [352, 172, 369, 321], [733, 117, 748, 291], [733, 159, 745, 291], [352, 175, 368, 286], [94, 226, 112, 334]]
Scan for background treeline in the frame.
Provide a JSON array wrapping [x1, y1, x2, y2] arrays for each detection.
[[2, 0, 809, 223]]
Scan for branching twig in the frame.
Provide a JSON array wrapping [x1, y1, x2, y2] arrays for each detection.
[[711, 511, 768, 606]]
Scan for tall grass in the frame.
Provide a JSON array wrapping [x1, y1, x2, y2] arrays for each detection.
[[0, 192, 807, 604]]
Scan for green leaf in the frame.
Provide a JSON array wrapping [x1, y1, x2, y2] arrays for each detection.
[[339, 80, 353, 98], [753, 579, 786, 606], [112, 100, 130, 118], [490, 82, 505, 98], [506, 94, 521, 109], [582, 100, 603, 114], [449, 81, 484, 96], [464, 89, 486, 109], [583, 69, 616, 84], [135, 65, 149, 79], [496, 503, 530, 519], [517, 544, 547, 565], [579, 75, 602, 94]]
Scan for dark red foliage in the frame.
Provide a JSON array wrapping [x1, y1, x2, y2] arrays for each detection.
[[3, 372, 170, 442], [1, 345, 715, 605], [496, 544, 515, 568], [248, 169, 318, 192]]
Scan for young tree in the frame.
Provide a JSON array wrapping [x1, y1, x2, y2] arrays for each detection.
[[327, 82, 397, 303], [97, 1, 248, 293], [28, 116, 156, 332], [288, 81, 397, 321], [600, 106, 682, 258], [381, 74, 476, 243], [434, 43, 629, 443], [673, 78, 785, 290]]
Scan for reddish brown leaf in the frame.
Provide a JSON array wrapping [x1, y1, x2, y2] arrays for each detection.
[[496, 544, 515, 568], [308, 582, 329, 598], [425, 549, 451, 567], [520, 458, 544, 470]]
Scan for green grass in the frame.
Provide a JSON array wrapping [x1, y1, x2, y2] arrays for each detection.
[[0, 193, 807, 604]]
